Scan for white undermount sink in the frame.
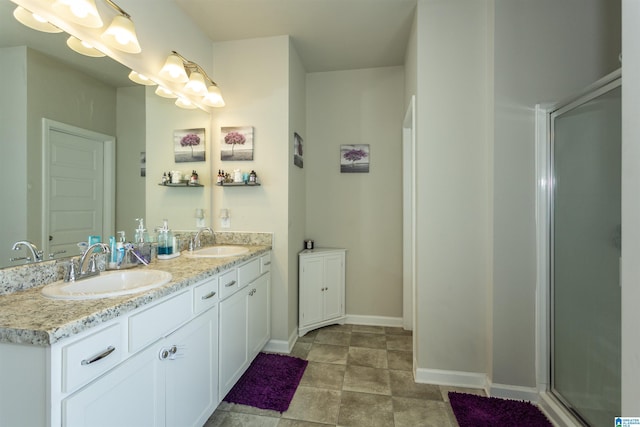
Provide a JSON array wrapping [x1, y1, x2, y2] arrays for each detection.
[[183, 245, 250, 258], [41, 269, 172, 300]]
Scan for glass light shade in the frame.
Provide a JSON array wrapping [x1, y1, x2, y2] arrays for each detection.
[[52, 0, 103, 28], [159, 54, 188, 83], [183, 72, 207, 96], [128, 70, 156, 86], [13, 6, 62, 33], [66, 36, 105, 57], [155, 86, 177, 98], [175, 97, 196, 109], [101, 15, 141, 54], [202, 85, 226, 108]]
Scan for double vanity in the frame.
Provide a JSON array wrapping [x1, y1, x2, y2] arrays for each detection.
[[0, 234, 272, 427]]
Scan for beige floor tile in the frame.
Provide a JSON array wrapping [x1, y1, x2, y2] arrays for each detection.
[[277, 419, 336, 427], [343, 365, 391, 395], [281, 386, 342, 425], [347, 347, 388, 369], [384, 327, 413, 336], [387, 350, 412, 371], [204, 410, 280, 427], [350, 332, 387, 349], [321, 323, 352, 333], [389, 370, 442, 400], [299, 362, 346, 390], [315, 330, 351, 346], [440, 385, 486, 402], [290, 342, 312, 360], [386, 334, 412, 351], [351, 325, 385, 334], [337, 391, 394, 427], [307, 343, 349, 365], [393, 397, 456, 427], [297, 330, 319, 343]]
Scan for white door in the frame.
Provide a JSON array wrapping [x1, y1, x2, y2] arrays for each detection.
[[247, 274, 270, 358], [323, 254, 344, 320], [300, 256, 325, 327], [43, 119, 115, 258], [218, 289, 248, 397]]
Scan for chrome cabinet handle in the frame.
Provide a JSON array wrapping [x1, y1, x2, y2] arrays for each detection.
[[201, 291, 217, 300], [263, 261, 271, 266], [81, 346, 116, 366], [224, 280, 237, 288]]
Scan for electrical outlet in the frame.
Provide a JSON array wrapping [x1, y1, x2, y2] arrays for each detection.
[[221, 217, 230, 228]]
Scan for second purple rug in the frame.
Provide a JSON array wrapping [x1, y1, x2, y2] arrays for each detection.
[[449, 392, 553, 427], [223, 352, 308, 413]]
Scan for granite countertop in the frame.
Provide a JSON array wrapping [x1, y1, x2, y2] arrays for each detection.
[[0, 245, 270, 347]]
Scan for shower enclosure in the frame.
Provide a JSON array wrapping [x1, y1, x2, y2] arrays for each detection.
[[548, 73, 621, 426]]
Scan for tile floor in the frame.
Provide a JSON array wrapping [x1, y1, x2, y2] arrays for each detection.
[[204, 324, 486, 427]]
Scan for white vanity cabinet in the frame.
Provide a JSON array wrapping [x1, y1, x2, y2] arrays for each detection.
[[62, 287, 219, 427], [298, 248, 346, 336], [218, 253, 271, 398]]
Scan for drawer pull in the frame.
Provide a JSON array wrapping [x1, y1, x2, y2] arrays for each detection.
[[81, 346, 116, 366], [263, 261, 271, 266], [201, 291, 217, 300], [224, 280, 237, 288]]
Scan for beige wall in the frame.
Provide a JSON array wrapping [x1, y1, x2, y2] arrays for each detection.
[[306, 66, 405, 320], [212, 36, 293, 345]]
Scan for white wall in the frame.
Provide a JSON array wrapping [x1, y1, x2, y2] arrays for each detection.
[[288, 40, 307, 337], [492, 0, 620, 390], [621, 0, 640, 414], [306, 67, 404, 320], [211, 36, 292, 344], [414, 0, 491, 378]]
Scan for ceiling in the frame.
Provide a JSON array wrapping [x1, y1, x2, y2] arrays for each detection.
[[174, 0, 417, 72]]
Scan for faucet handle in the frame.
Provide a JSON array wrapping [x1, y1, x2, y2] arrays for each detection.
[[65, 260, 78, 282]]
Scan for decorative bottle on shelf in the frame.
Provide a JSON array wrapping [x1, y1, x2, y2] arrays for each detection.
[[249, 170, 257, 183], [162, 172, 168, 185]]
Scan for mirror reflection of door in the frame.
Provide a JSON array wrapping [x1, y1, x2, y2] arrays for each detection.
[[43, 120, 115, 259]]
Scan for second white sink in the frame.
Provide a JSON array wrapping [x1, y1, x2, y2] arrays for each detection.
[[184, 245, 249, 258], [42, 269, 173, 300]]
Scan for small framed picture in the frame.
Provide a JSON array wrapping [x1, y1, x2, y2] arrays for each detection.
[[221, 126, 254, 161], [174, 128, 206, 162], [294, 132, 303, 168], [340, 144, 369, 173]]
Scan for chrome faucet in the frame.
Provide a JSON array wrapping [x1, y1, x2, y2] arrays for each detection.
[[10, 241, 43, 263], [193, 227, 213, 249], [67, 243, 110, 282]]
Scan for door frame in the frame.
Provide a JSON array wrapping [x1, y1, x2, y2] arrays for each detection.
[[534, 69, 621, 425], [42, 118, 115, 256], [402, 95, 416, 333]]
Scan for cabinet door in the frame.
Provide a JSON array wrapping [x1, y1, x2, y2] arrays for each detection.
[[219, 288, 248, 398], [165, 305, 218, 427], [63, 344, 162, 427], [323, 254, 345, 320], [300, 256, 324, 327], [248, 274, 270, 359]]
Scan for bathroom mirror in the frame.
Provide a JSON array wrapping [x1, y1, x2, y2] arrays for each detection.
[[0, 0, 143, 269]]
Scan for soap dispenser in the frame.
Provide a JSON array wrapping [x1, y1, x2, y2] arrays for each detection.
[[134, 218, 151, 263], [156, 219, 174, 258]]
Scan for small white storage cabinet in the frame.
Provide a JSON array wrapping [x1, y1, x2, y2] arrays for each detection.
[[298, 248, 346, 336]]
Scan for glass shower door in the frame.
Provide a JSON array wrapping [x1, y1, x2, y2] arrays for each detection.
[[551, 82, 621, 426]]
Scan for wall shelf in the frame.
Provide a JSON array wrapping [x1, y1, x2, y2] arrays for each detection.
[[158, 182, 204, 187], [215, 182, 261, 187]]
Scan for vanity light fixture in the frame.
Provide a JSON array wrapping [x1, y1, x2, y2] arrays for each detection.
[[52, 0, 103, 28], [128, 70, 156, 86], [100, 0, 141, 54], [175, 97, 197, 110], [159, 51, 226, 109], [66, 36, 105, 57], [13, 6, 62, 33], [155, 86, 178, 98]]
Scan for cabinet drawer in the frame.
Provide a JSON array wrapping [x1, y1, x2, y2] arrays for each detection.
[[62, 323, 123, 393], [194, 276, 219, 313], [238, 258, 260, 287], [261, 253, 271, 273], [219, 268, 238, 300], [129, 291, 192, 353]]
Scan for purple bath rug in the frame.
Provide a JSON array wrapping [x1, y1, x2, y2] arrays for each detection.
[[223, 352, 308, 413], [449, 392, 553, 427]]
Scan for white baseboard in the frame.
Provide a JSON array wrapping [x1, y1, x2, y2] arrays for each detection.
[[415, 367, 488, 392], [489, 382, 540, 402], [263, 328, 298, 354], [345, 314, 403, 328]]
